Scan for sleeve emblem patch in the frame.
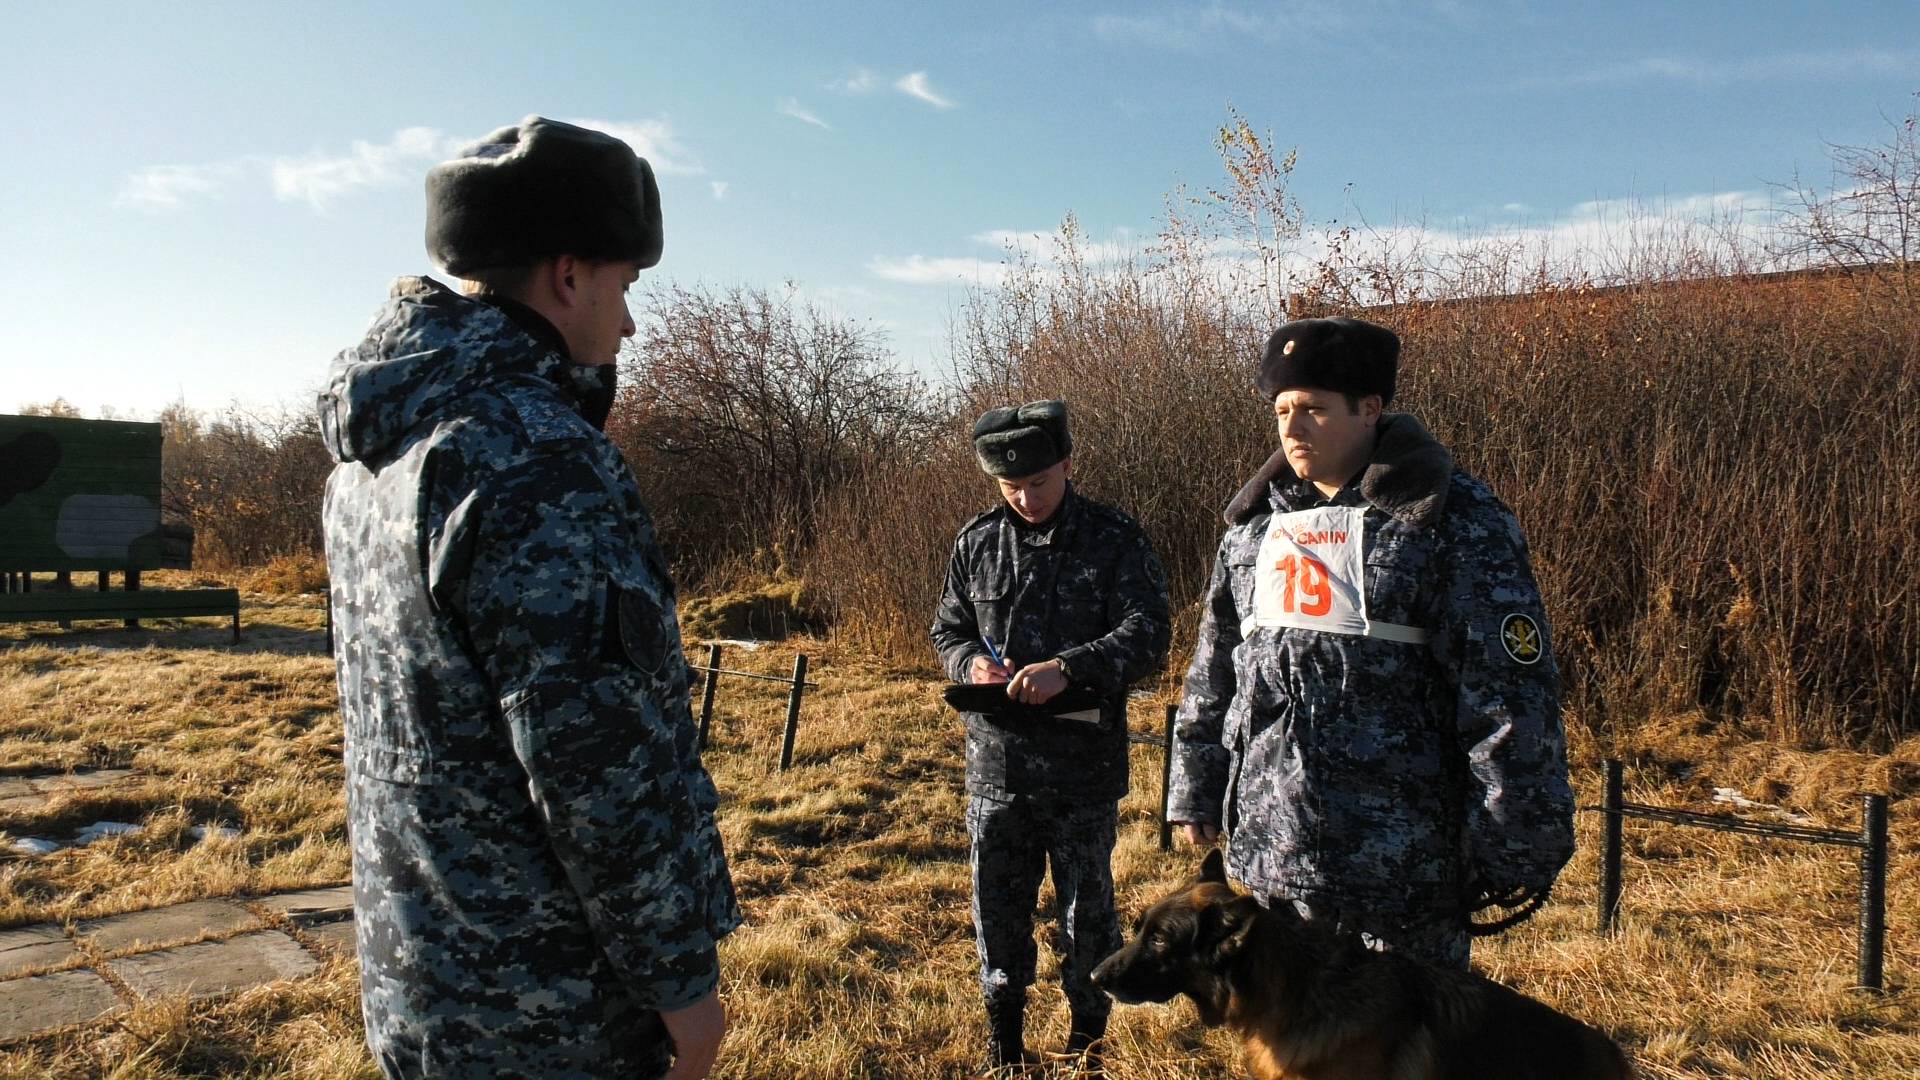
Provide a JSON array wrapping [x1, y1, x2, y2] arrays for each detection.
[[1500, 612, 1543, 665]]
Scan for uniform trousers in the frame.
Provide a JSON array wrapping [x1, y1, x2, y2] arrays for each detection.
[[967, 794, 1121, 1020]]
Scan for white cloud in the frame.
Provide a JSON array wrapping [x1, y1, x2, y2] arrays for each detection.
[[270, 126, 458, 210], [871, 189, 1789, 301], [867, 254, 1009, 285], [710, 181, 730, 201], [114, 161, 245, 210], [829, 68, 879, 93], [870, 225, 1141, 288], [894, 71, 956, 109], [972, 228, 1137, 266], [1567, 189, 1772, 221], [116, 118, 702, 214], [565, 117, 703, 175], [777, 98, 831, 129], [1259, 188, 1791, 302]]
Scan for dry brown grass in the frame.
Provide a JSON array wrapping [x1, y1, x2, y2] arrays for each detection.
[[1, 589, 1915, 1077]]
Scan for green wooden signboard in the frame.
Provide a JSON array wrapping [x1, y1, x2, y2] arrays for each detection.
[[0, 414, 174, 573]]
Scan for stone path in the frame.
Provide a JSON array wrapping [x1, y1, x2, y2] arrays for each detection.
[[0, 768, 138, 815], [0, 885, 353, 1044]]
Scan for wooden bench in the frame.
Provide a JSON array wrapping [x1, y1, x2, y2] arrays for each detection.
[[0, 584, 241, 640], [0, 415, 241, 642]]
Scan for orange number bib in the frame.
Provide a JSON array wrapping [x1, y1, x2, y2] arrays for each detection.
[[1254, 507, 1368, 636], [1248, 506, 1429, 645]]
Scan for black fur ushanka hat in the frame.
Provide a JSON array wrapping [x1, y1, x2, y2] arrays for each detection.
[[1257, 317, 1400, 404], [426, 116, 663, 276], [973, 399, 1072, 479]]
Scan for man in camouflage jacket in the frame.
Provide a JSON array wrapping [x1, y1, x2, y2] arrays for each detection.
[[1168, 318, 1574, 970], [931, 400, 1171, 1072], [320, 117, 739, 1078]]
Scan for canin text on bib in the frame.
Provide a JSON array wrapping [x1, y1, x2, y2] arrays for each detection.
[[1253, 506, 1368, 636]]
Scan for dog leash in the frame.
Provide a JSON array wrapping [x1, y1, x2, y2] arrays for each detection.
[[1464, 884, 1551, 936]]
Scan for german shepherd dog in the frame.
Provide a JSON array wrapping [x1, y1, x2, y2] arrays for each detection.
[[1091, 850, 1632, 1079]]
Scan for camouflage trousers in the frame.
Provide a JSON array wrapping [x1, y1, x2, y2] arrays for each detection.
[[1261, 890, 1470, 970], [966, 794, 1121, 1020]]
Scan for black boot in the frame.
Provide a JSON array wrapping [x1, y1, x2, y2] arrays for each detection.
[[1065, 1010, 1108, 1075], [980, 991, 1031, 1076]]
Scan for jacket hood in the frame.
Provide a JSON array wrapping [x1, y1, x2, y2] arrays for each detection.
[[318, 277, 569, 464], [1224, 412, 1453, 527]]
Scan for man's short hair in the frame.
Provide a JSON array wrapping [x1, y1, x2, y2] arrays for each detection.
[[458, 264, 540, 298]]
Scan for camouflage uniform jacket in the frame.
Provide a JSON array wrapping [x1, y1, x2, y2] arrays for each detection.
[[931, 486, 1172, 802], [319, 277, 741, 1075], [1167, 414, 1574, 919]]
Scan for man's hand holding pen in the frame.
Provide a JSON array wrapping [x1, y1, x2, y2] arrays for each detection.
[[971, 635, 1067, 704]]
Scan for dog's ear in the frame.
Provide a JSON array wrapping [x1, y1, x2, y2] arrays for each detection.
[[1199, 895, 1261, 963], [1197, 846, 1228, 885]]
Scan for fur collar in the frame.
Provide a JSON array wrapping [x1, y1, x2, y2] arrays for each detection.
[[1223, 413, 1453, 528]]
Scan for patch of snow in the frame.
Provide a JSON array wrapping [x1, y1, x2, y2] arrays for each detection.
[[8, 836, 62, 855], [74, 821, 141, 844], [188, 824, 242, 842], [1711, 788, 1815, 826]]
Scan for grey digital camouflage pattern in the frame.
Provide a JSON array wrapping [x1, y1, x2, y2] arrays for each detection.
[[968, 794, 1122, 1020], [931, 483, 1169, 1023], [930, 485, 1173, 802], [1168, 414, 1573, 962], [319, 277, 740, 1078]]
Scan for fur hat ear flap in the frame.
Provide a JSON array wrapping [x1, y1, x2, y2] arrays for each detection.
[[1197, 847, 1228, 885]]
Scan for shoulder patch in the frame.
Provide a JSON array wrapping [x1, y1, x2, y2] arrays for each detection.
[[1500, 612, 1544, 665], [502, 385, 589, 445]]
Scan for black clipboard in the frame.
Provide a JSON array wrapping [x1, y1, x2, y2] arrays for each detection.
[[941, 683, 1107, 726]]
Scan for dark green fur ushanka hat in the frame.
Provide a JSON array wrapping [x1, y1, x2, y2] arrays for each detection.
[[973, 399, 1072, 478], [425, 116, 663, 276], [1258, 317, 1400, 404]]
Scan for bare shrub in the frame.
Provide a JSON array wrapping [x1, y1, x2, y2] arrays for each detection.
[[1396, 267, 1919, 746], [608, 284, 943, 585], [14, 398, 85, 418], [804, 442, 980, 662], [161, 402, 332, 570], [1778, 103, 1920, 304]]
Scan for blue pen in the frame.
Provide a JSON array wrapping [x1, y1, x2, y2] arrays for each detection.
[[981, 634, 1006, 667]]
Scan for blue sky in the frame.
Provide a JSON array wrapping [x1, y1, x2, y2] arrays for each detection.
[[3, 1, 1915, 418]]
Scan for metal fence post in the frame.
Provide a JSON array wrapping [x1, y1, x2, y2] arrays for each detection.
[[698, 643, 723, 751], [1857, 793, 1889, 992], [1159, 703, 1177, 851], [1599, 758, 1624, 934], [778, 653, 808, 771]]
